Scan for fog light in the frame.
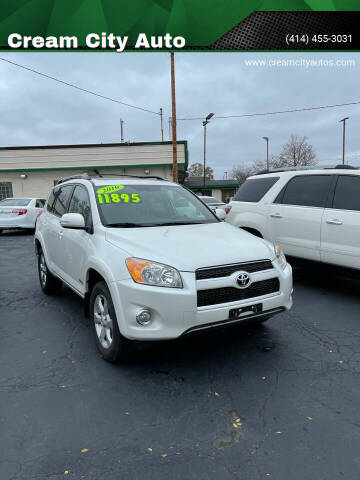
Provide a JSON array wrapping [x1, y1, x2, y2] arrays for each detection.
[[136, 309, 152, 326]]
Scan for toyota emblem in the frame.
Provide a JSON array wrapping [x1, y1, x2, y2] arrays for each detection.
[[236, 271, 251, 289]]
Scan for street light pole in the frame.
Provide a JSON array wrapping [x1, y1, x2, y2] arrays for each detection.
[[170, 53, 178, 182], [262, 136, 269, 170], [120, 118, 124, 143], [203, 112, 214, 189], [159, 108, 164, 142], [340, 117, 349, 165], [168, 117, 172, 140]]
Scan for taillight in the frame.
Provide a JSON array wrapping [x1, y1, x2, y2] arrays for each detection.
[[225, 206, 232, 214], [12, 208, 27, 216]]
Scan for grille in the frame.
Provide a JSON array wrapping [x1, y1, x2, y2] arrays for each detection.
[[197, 278, 280, 307], [196, 260, 273, 280]]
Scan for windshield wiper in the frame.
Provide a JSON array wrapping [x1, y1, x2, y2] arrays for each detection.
[[147, 221, 206, 226], [106, 221, 209, 228], [105, 222, 150, 228]]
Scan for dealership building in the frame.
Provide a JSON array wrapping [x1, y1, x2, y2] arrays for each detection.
[[184, 178, 239, 203], [0, 141, 188, 200]]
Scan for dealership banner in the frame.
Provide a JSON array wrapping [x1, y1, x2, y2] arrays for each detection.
[[1, 1, 360, 51]]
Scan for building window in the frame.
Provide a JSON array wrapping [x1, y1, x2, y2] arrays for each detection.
[[221, 189, 236, 203], [0, 182, 13, 201]]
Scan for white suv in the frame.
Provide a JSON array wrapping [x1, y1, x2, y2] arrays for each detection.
[[226, 166, 360, 272], [35, 174, 292, 362]]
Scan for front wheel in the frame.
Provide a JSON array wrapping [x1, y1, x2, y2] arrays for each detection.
[[38, 250, 62, 294], [90, 281, 134, 362]]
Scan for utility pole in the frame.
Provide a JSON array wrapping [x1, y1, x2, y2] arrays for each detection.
[[170, 52, 178, 182], [262, 136, 269, 170], [203, 113, 214, 188], [120, 118, 124, 143], [159, 108, 164, 142], [340, 117, 349, 165]]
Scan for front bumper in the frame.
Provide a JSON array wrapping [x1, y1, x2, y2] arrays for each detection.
[[182, 307, 285, 336], [109, 263, 292, 341]]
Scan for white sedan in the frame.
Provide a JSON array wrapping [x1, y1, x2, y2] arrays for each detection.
[[0, 197, 46, 234]]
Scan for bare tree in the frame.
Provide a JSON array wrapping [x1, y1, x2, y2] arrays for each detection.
[[230, 163, 255, 186], [252, 155, 289, 172], [188, 162, 214, 179], [279, 134, 317, 167]]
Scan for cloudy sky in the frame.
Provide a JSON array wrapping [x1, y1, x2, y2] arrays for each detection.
[[0, 51, 359, 178]]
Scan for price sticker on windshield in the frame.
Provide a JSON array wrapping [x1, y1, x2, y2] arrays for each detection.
[[96, 186, 141, 204]]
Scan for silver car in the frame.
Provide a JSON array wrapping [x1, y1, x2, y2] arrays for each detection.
[[0, 197, 46, 234], [198, 196, 226, 212]]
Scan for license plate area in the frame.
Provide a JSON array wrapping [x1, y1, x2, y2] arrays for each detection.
[[229, 303, 263, 320]]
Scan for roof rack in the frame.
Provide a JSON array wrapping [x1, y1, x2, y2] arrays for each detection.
[[254, 164, 359, 175], [57, 173, 92, 184], [57, 172, 168, 184], [90, 174, 168, 181], [254, 167, 308, 175], [333, 164, 358, 170]]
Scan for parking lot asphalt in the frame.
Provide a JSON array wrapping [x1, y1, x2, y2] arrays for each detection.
[[1, 230, 360, 480]]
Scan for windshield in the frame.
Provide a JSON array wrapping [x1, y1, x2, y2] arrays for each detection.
[[95, 184, 218, 227], [0, 198, 31, 207]]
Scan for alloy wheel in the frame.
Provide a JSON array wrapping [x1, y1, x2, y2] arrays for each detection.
[[39, 253, 47, 287], [94, 294, 114, 349]]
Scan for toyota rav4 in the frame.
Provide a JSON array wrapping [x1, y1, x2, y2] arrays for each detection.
[[35, 174, 292, 362]]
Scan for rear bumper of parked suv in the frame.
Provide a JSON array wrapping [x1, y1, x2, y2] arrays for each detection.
[[109, 263, 293, 340]]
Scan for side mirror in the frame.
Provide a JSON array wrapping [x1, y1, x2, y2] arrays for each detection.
[[215, 209, 226, 221], [60, 213, 86, 229]]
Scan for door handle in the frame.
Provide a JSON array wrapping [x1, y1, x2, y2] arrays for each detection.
[[270, 213, 282, 218], [326, 219, 343, 225]]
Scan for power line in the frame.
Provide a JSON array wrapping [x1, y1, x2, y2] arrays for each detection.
[[177, 100, 360, 121], [2, 56, 360, 122], [0, 57, 160, 115]]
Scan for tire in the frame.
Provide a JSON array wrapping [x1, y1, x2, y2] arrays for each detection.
[[38, 249, 62, 295], [0, 229, 3, 235], [89, 280, 134, 363]]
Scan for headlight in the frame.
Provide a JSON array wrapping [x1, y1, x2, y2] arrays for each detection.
[[274, 245, 287, 270], [126, 257, 183, 288]]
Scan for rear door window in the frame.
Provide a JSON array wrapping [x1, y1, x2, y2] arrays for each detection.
[[52, 185, 74, 217], [234, 177, 279, 202], [280, 175, 331, 208], [35, 199, 46, 208], [333, 175, 360, 211]]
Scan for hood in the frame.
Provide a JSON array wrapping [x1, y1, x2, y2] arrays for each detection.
[[105, 222, 274, 271]]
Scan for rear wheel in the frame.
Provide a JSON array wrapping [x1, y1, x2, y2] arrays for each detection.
[[38, 250, 62, 294], [90, 281, 134, 362]]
